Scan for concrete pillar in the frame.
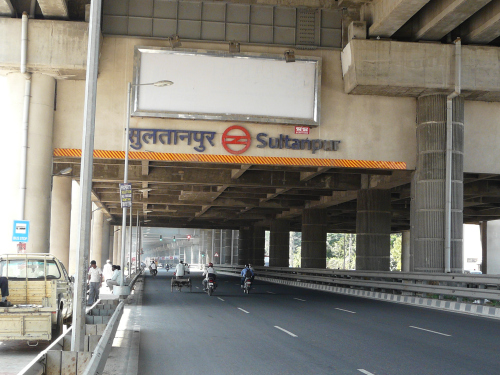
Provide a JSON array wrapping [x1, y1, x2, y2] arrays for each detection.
[[480, 221, 487, 274], [238, 226, 253, 265], [49, 176, 72, 270], [356, 189, 392, 271], [114, 227, 122, 265], [232, 230, 239, 265], [1, 73, 56, 253], [401, 230, 411, 272], [222, 230, 232, 264], [213, 229, 221, 265], [301, 209, 327, 268], [270, 219, 290, 267], [101, 220, 111, 267], [414, 94, 464, 272], [68, 180, 81, 276], [91, 209, 104, 267], [253, 226, 266, 266], [486, 220, 500, 274], [111, 226, 118, 263]]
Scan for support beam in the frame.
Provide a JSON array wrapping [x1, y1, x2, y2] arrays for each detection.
[[410, 0, 492, 41], [461, 0, 500, 44], [368, 0, 430, 38], [0, 0, 14, 17], [231, 164, 251, 179], [300, 167, 330, 182], [37, 0, 69, 20]]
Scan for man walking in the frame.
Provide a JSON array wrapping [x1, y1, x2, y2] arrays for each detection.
[[87, 260, 103, 306]]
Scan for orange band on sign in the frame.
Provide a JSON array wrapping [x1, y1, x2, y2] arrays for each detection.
[[53, 148, 407, 170]]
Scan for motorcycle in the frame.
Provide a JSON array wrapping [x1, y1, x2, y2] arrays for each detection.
[[206, 277, 216, 296], [149, 266, 157, 277], [243, 277, 252, 294]]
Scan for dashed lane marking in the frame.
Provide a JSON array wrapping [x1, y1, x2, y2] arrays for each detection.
[[217, 297, 225, 302], [294, 298, 306, 302], [237, 308, 250, 314], [196, 287, 199, 289], [335, 308, 356, 314], [274, 326, 297, 337], [358, 370, 375, 375], [409, 326, 451, 337], [267, 291, 276, 294]]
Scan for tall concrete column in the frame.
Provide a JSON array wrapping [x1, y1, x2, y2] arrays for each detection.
[[238, 226, 253, 265], [356, 189, 392, 271], [2, 73, 56, 253], [49, 176, 72, 270], [232, 230, 239, 265], [222, 230, 232, 264], [270, 219, 290, 267], [401, 230, 411, 272], [480, 222, 487, 274], [111, 226, 118, 263], [101, 220, 111, 266], [69, 180, 81, 276], [213, 229, 221, 265], [91, 209, 104, 267], [253, 226, 266, 266], [116, 227, 122, 265], [414, 94, 464, 272], [301, 209, 327, 268]]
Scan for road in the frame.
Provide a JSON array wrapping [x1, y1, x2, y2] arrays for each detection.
[[138, 269, 499, 375]]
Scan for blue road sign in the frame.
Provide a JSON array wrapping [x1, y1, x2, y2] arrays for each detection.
[[12, 220, 30, 242]]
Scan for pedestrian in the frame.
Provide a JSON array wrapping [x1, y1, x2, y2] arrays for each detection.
[[106, 265, 122, 292], [103, 259, 113, 283], [0, 277, 13, 307], [87, 260, 103, 306]]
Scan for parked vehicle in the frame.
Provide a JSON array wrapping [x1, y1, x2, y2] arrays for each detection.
[[0, 254, 74, 342]]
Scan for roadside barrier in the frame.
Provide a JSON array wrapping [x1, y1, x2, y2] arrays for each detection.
[[217, 265, 500, 319]]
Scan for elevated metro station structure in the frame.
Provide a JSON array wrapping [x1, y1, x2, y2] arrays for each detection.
[[2, 0, 500, 276]]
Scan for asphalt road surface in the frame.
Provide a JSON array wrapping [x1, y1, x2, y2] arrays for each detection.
[[138, 269, 499, 375]]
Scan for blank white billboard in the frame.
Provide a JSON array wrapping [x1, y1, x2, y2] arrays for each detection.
[[132, 47, 321, 126]]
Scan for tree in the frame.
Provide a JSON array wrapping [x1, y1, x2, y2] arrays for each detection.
[[289, 231, 301, 267], [390, 233, 402, 271], [326, 233, 356, 270]]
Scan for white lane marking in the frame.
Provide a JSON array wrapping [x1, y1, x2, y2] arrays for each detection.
[[217, 297, 225, 302], [267, 291, 276, 294], [358, 370, 375, 375], [409, 326, 451, 337], [196, 287, 199, 289], [294, 298, 306, 302], [274, 326, 297, 337], [237, 308, 249, 314], [335, 308, 356, 314]]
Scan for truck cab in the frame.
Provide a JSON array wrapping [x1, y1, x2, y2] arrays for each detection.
[[0, 254, 74, 341]]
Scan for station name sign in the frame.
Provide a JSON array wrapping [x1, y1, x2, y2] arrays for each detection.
[[129, 125, 340, 155]]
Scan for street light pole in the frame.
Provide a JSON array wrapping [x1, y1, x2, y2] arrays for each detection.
[[119, 80, 173, 290]]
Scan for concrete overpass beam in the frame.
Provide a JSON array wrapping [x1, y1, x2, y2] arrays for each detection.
[[411, 0, 492, 41], [368, 0, 430, 38], [0, 0, 14, 17], [356, 189, 391, 271], [37, 0, 69, 20], [50, 176, 72, 269], [301, 209, 327, 268], [269, 219, 290, 267], [414, 94, 463, 272], [461, 0, 500, 44]]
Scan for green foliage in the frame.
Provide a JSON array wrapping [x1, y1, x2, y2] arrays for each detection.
[[290, 231, 301, 268], [326, 233, 356, 270], [390, 233, 402, 271]]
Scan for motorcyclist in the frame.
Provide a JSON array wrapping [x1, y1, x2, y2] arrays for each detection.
[[150, 261, 157, 276], [248, 263, 255, 283], [202, 262, 217, 291], [175, 261, 186, 279], [240, 264, 254, 288]]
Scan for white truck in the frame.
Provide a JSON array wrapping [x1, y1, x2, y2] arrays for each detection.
[[0, 253, 74, 342]]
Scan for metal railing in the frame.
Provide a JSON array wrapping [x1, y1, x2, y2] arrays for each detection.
[[216, 265, 500, 303]]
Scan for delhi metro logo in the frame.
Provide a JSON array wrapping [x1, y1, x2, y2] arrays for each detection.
[[222, 125, 251, 155]]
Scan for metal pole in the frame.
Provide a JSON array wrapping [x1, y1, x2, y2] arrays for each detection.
[[129, 206, 133, 276], [231, 230, 234, 265], [71, 0, 102, 352], [136, 212, 139, 272], [120, 82, 132, 286]]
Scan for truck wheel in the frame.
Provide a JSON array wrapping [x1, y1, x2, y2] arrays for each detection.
[[52, 310, 64, 340]]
